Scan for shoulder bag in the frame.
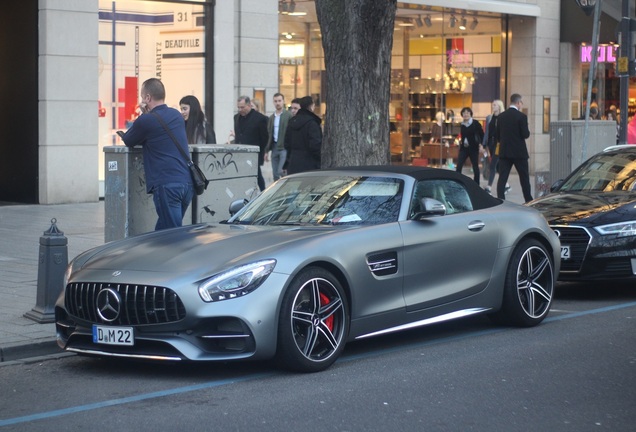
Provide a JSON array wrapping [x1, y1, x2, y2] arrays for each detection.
[[151, 112, 209, 195]]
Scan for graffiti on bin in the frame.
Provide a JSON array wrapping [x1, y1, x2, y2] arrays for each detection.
[[201, 152, 240, 176]]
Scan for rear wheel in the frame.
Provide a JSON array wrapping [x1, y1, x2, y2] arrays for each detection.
[[493, 238, 554, 327], [276, 267, 349, 372]]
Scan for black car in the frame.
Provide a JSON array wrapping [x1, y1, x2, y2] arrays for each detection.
[[528, 145, 636, 281]]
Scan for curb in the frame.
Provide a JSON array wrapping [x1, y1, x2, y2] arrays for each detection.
[[0, 338, 61, 363]]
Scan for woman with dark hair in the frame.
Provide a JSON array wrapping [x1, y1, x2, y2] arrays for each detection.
[[456, 106, 484, 185], [179, 95, 216, 144], [482, 100, 507, 194], [284, 96, 322, 174]]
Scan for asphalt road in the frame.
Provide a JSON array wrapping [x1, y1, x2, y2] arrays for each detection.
[[1, 282, 635, 431]]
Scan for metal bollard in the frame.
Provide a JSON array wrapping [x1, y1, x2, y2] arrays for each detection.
[[24, 218, 68, 324]]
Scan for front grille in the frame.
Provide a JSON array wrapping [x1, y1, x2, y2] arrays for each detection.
[[65, 282, 186, 325], [553, 226, 591, 272]]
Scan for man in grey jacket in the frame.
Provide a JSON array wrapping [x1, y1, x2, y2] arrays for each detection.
[[265, 93, 292, 181]]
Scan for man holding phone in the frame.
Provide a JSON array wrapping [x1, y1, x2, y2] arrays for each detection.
[[118, 78, 193, 230]]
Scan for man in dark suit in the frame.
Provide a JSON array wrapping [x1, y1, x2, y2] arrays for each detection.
[[496, 93, 533, 202], [234, 95, 269, 191]]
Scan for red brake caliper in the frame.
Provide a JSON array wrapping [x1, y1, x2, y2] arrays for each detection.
[[320, 292, 334, 331]]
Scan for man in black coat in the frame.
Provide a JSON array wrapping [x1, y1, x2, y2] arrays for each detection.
[[285, 96, 322, 175], [234, 95, 269, 191], [495, 93, 533, 202]]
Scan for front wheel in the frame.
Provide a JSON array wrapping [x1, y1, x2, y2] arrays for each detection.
[[492, 238, 555, 327], [276, 267, 349, 372]]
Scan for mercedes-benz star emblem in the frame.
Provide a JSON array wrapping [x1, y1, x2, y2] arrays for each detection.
[[96, 288, 121, 322]]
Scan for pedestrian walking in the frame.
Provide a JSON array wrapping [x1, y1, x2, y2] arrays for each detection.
[[233, 95, 269, 191], [264, 93, 292, 181], [496, 93, 533, 202], [455, 106, 484, 184], [482, 99, 509, 194], [179, 95, 216, 144], [285, 96, 322, 175]]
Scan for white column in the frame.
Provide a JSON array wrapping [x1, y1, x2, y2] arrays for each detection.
[[38, 0, 99, 203]]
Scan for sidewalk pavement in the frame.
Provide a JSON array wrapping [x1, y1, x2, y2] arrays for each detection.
[[0, 170, 531, 363]]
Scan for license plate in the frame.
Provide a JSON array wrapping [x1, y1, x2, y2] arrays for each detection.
[[561, 246, 571, 260], [93, 325, 134, 346]]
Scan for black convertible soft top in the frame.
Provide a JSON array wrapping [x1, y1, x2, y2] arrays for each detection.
[[322, 165, 503, 210]]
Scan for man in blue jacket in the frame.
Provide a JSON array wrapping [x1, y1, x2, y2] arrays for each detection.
[[496, 93, 533, 202], [121, 78, 193, 230]]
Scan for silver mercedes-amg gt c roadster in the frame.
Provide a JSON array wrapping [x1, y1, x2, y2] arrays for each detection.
[[56, 166, 560, 372]]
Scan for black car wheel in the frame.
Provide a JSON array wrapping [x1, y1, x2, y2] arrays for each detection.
[[276, 267, 349, 372], [494, 238, 555, 327]]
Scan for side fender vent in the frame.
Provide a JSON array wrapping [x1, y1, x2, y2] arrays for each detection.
[[367, 251, 398, 277]]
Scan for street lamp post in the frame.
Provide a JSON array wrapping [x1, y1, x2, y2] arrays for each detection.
[[617, 0, 633, 144], [575, 0, 597, 16], [577, 0, 601, 161]]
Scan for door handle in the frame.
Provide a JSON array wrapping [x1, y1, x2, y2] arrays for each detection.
[[468, 221, 485, 231]]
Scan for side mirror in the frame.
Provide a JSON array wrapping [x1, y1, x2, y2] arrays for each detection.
[[414, 197, 446, 219], [228, 199, 248, 216], [550, 179, 565, 193]]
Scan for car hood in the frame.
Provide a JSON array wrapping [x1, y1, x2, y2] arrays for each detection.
[[75, 223, 339, 275], [528, 192, 636, 225]]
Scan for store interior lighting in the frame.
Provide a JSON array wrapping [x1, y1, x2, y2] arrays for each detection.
[[415, 16, 424, 28], [449, 15, 457, 28], [470, 18, 478, 30], [424, 15, 432, 27], [459, 16, 467, 30]]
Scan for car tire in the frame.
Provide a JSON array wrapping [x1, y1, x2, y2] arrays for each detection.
[[492, 238, 555, 327], [276, 267, 349, 372]]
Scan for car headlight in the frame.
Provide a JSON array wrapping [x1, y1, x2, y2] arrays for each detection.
[[198, 259, 276, 302], [594, 221, 636, 237]]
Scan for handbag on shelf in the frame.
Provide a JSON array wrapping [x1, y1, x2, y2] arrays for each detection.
[[151, 112, 209, 195]]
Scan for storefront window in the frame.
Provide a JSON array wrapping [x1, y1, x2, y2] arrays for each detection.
[[278, 2, 323, 114], [390, 10, 503, 164], [580, 44, 620, 120], [98, 0, 209, 192], [278, 3, 504, 165]]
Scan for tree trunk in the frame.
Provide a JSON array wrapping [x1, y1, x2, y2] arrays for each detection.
[[315, 0, 396, 168]]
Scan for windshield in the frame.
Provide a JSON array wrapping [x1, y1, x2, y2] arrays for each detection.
[[228, 175, 404, 226], [560, 151, 636, 192]]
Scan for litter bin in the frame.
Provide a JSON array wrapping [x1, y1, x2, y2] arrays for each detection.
[[104, 146, 162, 242], [104, 144, 259, 242], [191, 144, 260, 223]]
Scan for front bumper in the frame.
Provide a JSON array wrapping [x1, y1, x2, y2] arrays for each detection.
[[55, 272, 290, 362], [554, 225, 636, 281]]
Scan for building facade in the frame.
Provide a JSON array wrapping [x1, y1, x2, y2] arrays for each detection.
[[0, 0, 625, 204]]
